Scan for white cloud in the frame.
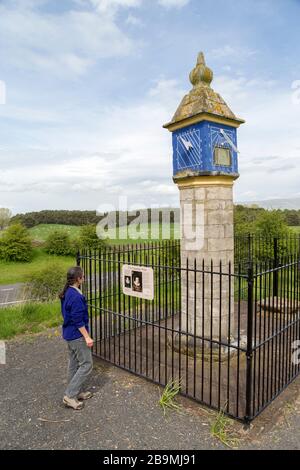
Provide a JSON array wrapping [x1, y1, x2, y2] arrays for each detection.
[[212, 73, 300, 201], [148, 78, 185, 109], [126, 13, 144, 27], [210, 45, 257, 60], [0, 2, 137, 77], [0, 0, 192, 79], [88, 0, 141, 13], [0, 76, 183, 212], [0, 105, 63, 124], [157, 0, 190, 8], [3, 69, 300, 212]]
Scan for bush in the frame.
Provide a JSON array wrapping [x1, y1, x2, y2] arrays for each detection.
[[44, 230, 74, 256], [254, 210, 290, 239], [78, 224, 105, 250], [27, 264, 67, 302], [254, 211, 291, 261], [0, 223, 33, 262]]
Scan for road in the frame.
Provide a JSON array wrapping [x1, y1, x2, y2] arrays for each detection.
[[0, 284, 27, 308], [0, 329, 300, 450], [0, 274, 113, 308]]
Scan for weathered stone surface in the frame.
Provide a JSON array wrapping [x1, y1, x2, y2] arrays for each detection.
[[179, 180, 235, 342], [204, 225, 225, 238], [206, 187, 233, 200], [224, 224, 234, 238], [207, 238, 233, 252], [194, 187, 206, 200], [164, 52, 244, 127], [205, 200, 227, 210], [206, 209, 233, 226]]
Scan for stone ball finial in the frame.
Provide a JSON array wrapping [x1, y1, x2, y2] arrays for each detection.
[[189, 52, 213, 88]]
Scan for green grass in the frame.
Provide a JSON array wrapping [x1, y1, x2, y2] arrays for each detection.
[[28, 222, 180, 245], [0, 248, 75, 285], [0, 301, 61, 339], [210, 406, 239, 448], [98, 222, 180, 245], [2, 222, 299, 286], [289, 226, 300, 233], [0, 222, 180, 285], [158, 380, 182, 415], [29, 224, 81, 242]]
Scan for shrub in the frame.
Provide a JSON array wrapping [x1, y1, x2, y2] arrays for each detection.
[[0, 223, 33, 262], [254, 210, 290, 239], [44, 230, 74, 256], [27, 264, 67, 302], [78, 224, 105, 250], [253, 211, 291, 261]]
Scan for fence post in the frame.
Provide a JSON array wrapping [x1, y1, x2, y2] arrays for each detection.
[[273, 237, 279, 298], [76, 250, 81, 267], [245, 262, 254, 423], [248, 233, 251, 266]]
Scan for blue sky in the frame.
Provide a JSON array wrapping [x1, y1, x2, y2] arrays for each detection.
[[0, 0, 300, 214]]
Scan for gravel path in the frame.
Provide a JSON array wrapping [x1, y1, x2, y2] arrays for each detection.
[[0, 329, 299, 450]]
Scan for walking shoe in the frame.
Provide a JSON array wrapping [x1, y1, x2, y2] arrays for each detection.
[[77, 391, 93, 401], [63, 396, 84, 410]]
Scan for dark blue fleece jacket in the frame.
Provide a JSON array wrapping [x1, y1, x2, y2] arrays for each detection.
[[61, 287, 89, 341]]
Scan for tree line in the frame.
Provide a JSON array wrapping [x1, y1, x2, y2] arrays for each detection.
[[10, 209, 179, 228], [8, 206, 300, 229]]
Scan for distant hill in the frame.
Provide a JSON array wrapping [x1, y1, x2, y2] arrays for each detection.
[[241, 198, 300, 210]]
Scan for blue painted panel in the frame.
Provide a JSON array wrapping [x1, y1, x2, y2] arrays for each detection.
[[172, 121, 238, 177]]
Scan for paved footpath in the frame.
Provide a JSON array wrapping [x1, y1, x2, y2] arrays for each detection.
[[0, 329, 300, 450], [0, 284, 27, 308]]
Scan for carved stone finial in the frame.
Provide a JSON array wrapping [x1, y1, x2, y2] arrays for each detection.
[[163, 51, 245, 130], [189, 51, 213, 88]]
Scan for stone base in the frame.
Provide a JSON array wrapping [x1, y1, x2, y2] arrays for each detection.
[[167, 332, 247, 362], [258, 297, 300, 315]]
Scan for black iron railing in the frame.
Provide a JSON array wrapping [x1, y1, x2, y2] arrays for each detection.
[[78, 237, 300, 422]]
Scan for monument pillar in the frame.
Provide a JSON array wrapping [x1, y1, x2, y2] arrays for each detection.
[[163, 52, 245, 346]]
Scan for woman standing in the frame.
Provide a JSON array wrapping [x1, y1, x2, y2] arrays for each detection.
[[59, 266, 93, 410]]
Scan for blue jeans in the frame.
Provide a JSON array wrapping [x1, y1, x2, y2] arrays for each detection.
[[65, 337, 93, 398]]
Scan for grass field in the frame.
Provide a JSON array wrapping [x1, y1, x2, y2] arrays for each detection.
[[0, 223, 180, 285], [0, 248, 75, 285], [28, 222, 180, 244], [29, 224, 81, 242], [104, 222, 180, 244], [290, 226, 300, 233], [0, 223, 299, 285], [0, 302, 61, 339]]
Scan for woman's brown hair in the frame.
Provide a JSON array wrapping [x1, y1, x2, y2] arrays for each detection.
[[59, 266, 83, 299]]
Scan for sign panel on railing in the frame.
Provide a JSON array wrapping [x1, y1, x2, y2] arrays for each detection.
[[122, 264, 154, 300]]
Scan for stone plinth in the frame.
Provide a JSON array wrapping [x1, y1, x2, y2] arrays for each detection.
[[178, 177, 235, 343]]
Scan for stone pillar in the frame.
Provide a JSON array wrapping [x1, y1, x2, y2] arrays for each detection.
[[178, 177, 235, 344], [163, 51, 245, 354]]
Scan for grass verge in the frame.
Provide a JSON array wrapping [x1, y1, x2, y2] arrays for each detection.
[[0, 248, 75, 285], [0, 301, 61, 339]]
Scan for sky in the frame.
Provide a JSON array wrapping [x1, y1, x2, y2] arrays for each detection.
[[0, 0, 300, 215]]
